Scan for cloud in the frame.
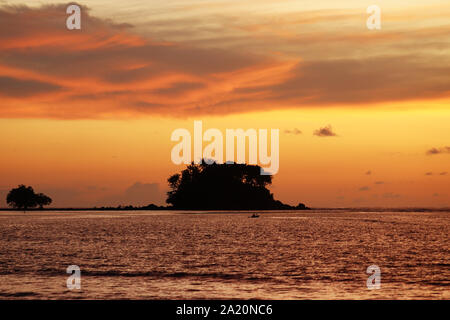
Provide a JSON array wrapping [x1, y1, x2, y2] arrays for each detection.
[[359, 186, 370, 191], [0, 4, 291, 119], [284, 128, 302, 135], [99, 182, 163, 207], [425, 171, 448, 176], [374, 181, 384, 185], [426, 146, 450, 155], [313, 125, 337, 137], [257, 57, 450, 107], [0, 76, 61, 97], [365, 170, 372, 175], [0, 4, 449, 119]]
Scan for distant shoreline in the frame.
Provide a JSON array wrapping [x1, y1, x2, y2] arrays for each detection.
[[0, 207, 449, 212], [0, 207, 310, 211]]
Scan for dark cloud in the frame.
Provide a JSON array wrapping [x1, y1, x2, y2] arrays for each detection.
[[374, 181, 384, 184], [426, 146, 450, 155], [440, 172, 448, 176], [313, 125, 337, 137], [365, 170, 372, 175], [284, 128, 302, 135], [359, 186, 370, 191], [425, 172, 433, 176], [0, 76, 61, 97]]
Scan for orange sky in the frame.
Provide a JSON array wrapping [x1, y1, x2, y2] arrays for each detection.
[[0, 1, 449, 207]]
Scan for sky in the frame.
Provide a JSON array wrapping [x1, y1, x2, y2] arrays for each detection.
[[0, 0, 449, 208]]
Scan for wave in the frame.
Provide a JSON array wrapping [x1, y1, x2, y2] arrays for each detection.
[[0, 291, 40, 298], [0, 269, 274, 282]]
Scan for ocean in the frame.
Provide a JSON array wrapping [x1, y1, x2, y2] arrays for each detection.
[[0, 210, 448, 299]]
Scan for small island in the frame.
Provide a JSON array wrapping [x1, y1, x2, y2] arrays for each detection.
[[165, 162, 309, 210]]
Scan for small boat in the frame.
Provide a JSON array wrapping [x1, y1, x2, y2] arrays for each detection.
[[250, 213, 260, 218]]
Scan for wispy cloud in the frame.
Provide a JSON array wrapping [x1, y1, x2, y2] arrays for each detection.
[[426, 171, 449, 176], [426, 146, 450, 155], [284, 128, 302, 135]]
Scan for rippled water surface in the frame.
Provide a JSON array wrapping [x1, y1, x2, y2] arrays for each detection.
[[0, 210, 448, 299]]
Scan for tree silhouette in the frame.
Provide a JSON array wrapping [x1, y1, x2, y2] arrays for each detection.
[[167, 161, 292, 210], [6, 185, 52, 210], [35, 193, 52, 209]]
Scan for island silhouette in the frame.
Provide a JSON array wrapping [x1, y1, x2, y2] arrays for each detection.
[[4, 162, 309, 211], [166, 162, 308, 210]]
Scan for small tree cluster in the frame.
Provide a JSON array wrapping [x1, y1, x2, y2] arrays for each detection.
[[6, 185, 52, 210], [167, 161, 281, 210]]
